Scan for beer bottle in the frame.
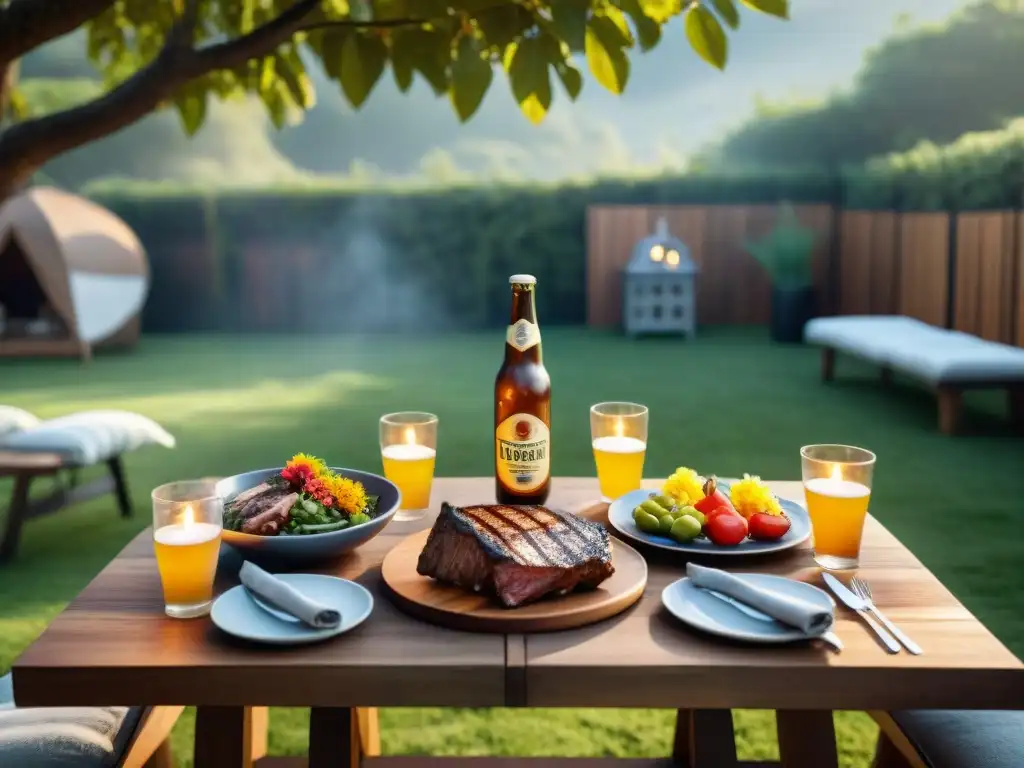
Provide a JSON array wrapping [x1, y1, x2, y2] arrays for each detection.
[[495, 274, 551, 504]]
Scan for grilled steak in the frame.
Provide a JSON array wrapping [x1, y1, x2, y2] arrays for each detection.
[[241, 492, 297, 535], [416, 503, 615, 608]]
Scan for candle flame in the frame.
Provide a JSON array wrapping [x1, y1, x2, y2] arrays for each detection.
[[182, 505, 194, 527], [614, 419, 625, 438], [830, 464, 843, 482], [403, 427, 416, 445]]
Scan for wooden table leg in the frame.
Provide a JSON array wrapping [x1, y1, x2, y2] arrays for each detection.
[[309, 707, 359, 768], [937, 386, 962, 435], [194, 706, 263, 768], [821, 348, 836, 382], [776, 710, 839, 768], [0, 474, 31, 564], [672, 709, 737, 768]]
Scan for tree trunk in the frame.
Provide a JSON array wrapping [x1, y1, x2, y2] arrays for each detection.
[[0, 59, 33, 200]]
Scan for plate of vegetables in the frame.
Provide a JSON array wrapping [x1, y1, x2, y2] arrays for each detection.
[[217, 453, 401, 564], [607, 469, 810, 556]]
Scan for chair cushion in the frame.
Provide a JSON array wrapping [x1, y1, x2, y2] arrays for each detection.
[[805, 315, 1024, 384], [0, 410, 175, 465], [0, 407, 40, 439], [0, 673, 143, 768], [891, 709, 1024, 768]]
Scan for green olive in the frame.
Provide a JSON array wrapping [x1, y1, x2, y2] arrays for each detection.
[[657, 514, 676, 536], [678, 505, 705, 526], [632, 505, 647, 522], [670, 515, 702, 542], [640, 499, 672, 518], [635, 510, 661, 534], [650, 494, 676, 510]]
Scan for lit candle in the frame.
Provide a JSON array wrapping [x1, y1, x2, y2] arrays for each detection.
[[153, 504, 221, 546], [591, 418, 646, 455], [804, 464, 870, 499], [381, 426, 437, 462]]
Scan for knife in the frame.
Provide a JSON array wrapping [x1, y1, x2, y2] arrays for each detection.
[[704, 589, 843, 652], [822, 573, 900, 654]]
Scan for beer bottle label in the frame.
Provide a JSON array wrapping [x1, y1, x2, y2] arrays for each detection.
[[506, 319, 540, 352], [495, 413, 550, 494]]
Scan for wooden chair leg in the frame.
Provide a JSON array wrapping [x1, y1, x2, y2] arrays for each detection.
[[107, 456, 133, 518], [821, 347, 836, 382], [937, 387, 962, 435], [141, 739, 174, 768], [121, 705, 184, 768], [0, 473, 32, 564], [872, 731, 916, 768], [357, 707, 380, 756], [869, 712, 930, 768]]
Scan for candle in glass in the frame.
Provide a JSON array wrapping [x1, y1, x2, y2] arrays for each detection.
[[152, 480, 222, 618], [380, 412, 438, 522], [801, 445, 875, 570], [591, 402, 648, 503]]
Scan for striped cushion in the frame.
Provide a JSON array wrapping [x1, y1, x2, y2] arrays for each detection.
[[0, 674, 140, 768], [0, 410, 175, 465], [0, 407, 40, 439]]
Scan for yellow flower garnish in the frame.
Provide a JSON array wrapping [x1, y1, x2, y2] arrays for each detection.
[[323, 473, 368, 515], [286, 452, 327, 478], [662, 467, 706, 506], [729, 474, 783, 518]]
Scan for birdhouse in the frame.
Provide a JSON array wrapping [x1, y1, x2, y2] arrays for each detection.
[[623, 217, 698, 337]]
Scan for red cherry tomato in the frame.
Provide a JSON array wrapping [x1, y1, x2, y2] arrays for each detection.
[[748, 513, 791, 541], [704, 512, 748, 547], [694, 476, 735, 516]]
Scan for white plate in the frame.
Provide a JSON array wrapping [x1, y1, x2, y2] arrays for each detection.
[[211, 573, 373, 645], [661, 573, 835, 644], [608, 482, 811, 556]]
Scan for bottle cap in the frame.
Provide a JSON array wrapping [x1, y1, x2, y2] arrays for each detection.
[[509, 274, 537, 285]]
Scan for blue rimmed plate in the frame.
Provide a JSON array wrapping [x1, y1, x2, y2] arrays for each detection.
[[607, 481, 810, 556]]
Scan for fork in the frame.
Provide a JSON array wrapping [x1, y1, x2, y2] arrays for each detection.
[[851, 577, 922, 655]]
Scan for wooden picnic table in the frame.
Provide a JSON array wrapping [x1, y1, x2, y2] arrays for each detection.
[[12, 477, 1024, 768]]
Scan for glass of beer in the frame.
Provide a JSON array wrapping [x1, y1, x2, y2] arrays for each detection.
[[591, 402, 648, 503], [380, 412, 438, 522], [152, 480, 223, 618], [801, 444, 876, 571]]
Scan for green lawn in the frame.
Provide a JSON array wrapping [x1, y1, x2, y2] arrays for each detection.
[[2, 328, 1022, 767]]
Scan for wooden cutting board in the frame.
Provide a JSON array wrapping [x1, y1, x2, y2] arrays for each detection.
[[380, 528, 648, 633]]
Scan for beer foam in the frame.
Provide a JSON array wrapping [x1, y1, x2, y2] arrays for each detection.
[[804, 477, 871, 498], [381, 444, 436, 461], [154, 522, 221, 546], [592, 436, 646, 454]]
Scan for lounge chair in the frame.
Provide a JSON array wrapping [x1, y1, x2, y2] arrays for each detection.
[[0, 408, 175, 563], [873, 709, 1024, 768], [805, 316, 1024, 434], [0, 672, 182, 767]]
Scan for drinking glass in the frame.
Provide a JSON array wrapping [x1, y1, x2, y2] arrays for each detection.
[[590, 402, 648, 503], [801, 444, 876, 571], [152, 480, 223, 618], [380, 412, 438, 522]]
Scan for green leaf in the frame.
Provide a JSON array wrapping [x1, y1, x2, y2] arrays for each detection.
[[712, 0, 740, 29], [174, 91, 207, 136], [604, 6, 636, 47], [685, 5, 728, 70], [506, 37, 551, 124], [317, 30, 350, 80], [393, 28, 452, 95], [7, 88, 28, 121], [339, 33, 388, 108], [739, 0, 789, 19], [618, 0, 662, 51], [635, 0, 683, 23], [475, 5, 535, 48], [554, 60, 583, 100], [585, 15, 630, 94], [548, 0, 589, 52], [449, 34, 493, 121], [278, 50, 316, 109]]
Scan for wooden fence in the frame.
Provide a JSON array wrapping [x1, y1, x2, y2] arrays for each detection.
[[587, 205, 1024, 347]]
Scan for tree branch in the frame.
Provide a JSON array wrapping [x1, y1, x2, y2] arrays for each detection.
[[0, 0, 117, 63], [191, 0, 322, 73]]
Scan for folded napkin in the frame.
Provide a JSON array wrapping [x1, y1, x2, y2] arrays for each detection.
[[239, 562, 341, 629], [687, 563, 834, 636]]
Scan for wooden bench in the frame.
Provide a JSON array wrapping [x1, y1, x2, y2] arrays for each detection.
[[0, 450, 131, 563], [807, 316, 1024, 435]]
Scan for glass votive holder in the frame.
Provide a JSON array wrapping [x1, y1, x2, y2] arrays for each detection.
[[590, 402, 648, 503], [152, 480, 223, 618], [380, 412, 438, 522], [801, 444, 876, 571]]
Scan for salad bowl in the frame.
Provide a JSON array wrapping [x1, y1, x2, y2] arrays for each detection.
[[216, 467, 401, 566]]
